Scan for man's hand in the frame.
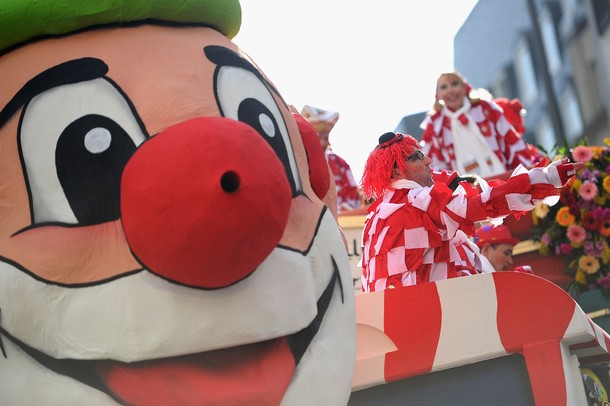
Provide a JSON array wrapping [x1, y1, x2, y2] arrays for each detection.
[[535, 158, 584, 187], [553, 158, 585, 186]]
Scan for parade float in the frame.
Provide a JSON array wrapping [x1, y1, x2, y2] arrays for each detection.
[[342, 144, 610, 405], [349, 271, 610, 405], [1, 0, 609, 404]]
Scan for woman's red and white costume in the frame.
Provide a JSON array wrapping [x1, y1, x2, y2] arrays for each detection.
[[420, 98, 534, 177]]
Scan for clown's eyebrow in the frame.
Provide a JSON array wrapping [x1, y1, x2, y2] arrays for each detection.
[[0, 57, 108, 128]]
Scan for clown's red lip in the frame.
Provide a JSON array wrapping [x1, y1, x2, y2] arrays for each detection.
[[98, 338, 296, 406], [0, 258, 343, 405]]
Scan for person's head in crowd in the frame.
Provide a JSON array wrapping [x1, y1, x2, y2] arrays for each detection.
[[432, 71, 483, 113], [360, 132, 433, 200], [300, 105, 339, 152], [475, 224, 519, 271]]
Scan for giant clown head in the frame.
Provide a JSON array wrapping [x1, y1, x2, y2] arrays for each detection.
[[0, 1, 356, 404]]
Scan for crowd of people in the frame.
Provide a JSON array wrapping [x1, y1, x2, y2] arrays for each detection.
[[302, 71, 582, 293]]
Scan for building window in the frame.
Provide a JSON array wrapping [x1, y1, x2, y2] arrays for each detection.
[[493, 66, 518, 99], [592, 0, 610, 34], [493, 70, 510, 98], [514, 38, 538, 104], [540, 8, 562, 75], [536, 116, 556, 152], [560, 0, 582, 14], [560, 86, 584, 142]]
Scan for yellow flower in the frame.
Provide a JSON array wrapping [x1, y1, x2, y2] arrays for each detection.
[[533, 202, 550, 219], [570, 178, 582, 194], [579, 255, 601, 274], [590, 146, 604, 159], [603, 245, 610, 264], [575, 270, 587, 284], [556, 206, 575, 227], [604, 137, 610, 147], [604, 176, 610, 194], [531, 211, 539, 225]]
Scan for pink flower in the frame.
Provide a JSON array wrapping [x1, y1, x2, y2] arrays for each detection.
[[598, 275, 610, 290], [567, 224, 587, 244], [541, 233, 551, 245], [579, 181, 598, 201], [572, 145, 593, 163], [559, 243, 574, 255]]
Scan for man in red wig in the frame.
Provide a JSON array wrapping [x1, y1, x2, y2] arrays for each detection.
[[359, 132, 581, 292]]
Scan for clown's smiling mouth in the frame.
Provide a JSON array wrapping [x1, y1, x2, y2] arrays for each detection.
[[0, 257, 344, 405]]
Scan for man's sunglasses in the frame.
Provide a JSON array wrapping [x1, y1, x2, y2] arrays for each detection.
[[407, 150, 425, 162]]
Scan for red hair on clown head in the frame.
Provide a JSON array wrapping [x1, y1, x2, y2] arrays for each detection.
[[360, 132, 420, 200]]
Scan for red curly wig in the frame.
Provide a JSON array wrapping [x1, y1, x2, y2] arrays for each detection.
[[360, 132, 421, 200]]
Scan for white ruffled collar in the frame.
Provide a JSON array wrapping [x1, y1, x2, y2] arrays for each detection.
[[390, 179, 425, 189], [442, 97, 471, 119]]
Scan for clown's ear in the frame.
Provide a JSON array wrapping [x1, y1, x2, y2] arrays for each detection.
[[293, 113, 331, 200]]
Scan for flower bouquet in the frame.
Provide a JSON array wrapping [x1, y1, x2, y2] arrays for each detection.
[[531, 139, 610, 297]]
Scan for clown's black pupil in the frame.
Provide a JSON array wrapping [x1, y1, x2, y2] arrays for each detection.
[[55, 114, 136, 225]]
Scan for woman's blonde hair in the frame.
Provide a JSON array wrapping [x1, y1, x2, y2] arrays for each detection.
[[431, 71, 481, 113]]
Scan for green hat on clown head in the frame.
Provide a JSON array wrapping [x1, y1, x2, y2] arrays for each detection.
[[0, 0, 242, 54]]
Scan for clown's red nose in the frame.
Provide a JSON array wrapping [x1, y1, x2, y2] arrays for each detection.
[[121, 117, 292, 288]]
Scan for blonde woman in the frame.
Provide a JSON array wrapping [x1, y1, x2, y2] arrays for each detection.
[[420, 72, 534, 177]]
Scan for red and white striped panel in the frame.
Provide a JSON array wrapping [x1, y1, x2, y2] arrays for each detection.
[[353, 272, 610, 405]]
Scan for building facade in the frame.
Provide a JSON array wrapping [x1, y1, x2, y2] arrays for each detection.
[[398, 0, 610, 152]]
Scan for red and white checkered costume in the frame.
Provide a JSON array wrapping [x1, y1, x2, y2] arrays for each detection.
[[361, 161, 576, 292], [419, 99, 534, 173], [452, 230, 485, 276], [326, 150, 361, 212]]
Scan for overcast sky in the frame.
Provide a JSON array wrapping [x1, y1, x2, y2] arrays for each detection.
[[234, 1, 479, 181]]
